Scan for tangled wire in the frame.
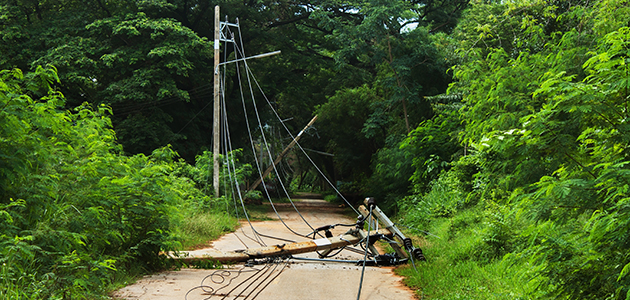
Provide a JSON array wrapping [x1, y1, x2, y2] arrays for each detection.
[[185, 257, 289, 300]]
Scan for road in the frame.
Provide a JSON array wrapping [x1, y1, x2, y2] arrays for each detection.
[[112, 196, 416, 300]]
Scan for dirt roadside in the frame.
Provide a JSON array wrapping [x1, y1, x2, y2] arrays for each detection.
[[112, 197, 417, 300]]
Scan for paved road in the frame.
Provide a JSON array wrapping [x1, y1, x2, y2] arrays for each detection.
[[113, 197, 416, 300]]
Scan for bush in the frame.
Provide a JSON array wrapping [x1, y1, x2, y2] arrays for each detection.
[[0, 67, 233, 298], [400, 169, 466, 227]]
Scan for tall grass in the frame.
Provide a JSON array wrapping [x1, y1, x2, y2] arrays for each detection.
[[173, 211, 239, 250], [397, 208, 540, 300]]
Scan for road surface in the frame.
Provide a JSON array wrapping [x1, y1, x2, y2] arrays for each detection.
[[112, 196, 416, 300]]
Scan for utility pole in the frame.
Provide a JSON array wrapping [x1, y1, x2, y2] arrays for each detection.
[[248, 115, 318, 192], [213, 5, 221, 198], [212, 8, 280, 198]]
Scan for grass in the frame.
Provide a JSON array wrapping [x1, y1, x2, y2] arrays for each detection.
[[0, 264, 39, 299], [175, 211, 239, 250], [396, 208, 536, 300], [323, 194, 338, 202], [101, 210, 239, 298]]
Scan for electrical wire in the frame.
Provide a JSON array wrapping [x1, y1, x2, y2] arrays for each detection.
[[225, 263, 273, 300], [357, 206, 373, 300], [223, 258, 287, 300], [317, 245, 347, 258], [187, 18, 366, 260], [225, 67, 295, 246], [242, 64, 361, 216], [229, 25, 323, 240], [184, 259, 288, 300], [242, 259, 286, 300], [394, 222, 441, 239], [219, 33, 267, 247], [199, 266, 262, 299], [290, 256, 363, 264], [221, 82, 230, 216], [222, 85, 258, 248], [111, 84, 214, 115], [219, 26, 304, 246], [409, 250, 418, 274]]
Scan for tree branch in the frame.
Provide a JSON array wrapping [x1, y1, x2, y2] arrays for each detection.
[[266, 13, 311, 28], [191, 1, 211, 31], [386, 36, 410, 134], [95, 0, 112, 18]]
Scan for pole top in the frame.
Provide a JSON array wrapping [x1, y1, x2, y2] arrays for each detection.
[[364, 197, 376, 209]]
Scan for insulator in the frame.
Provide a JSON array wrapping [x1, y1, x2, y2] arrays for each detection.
[[403, 237, 413, 250], [366, 197, 376, 209], [412, 247, 426, 261], [356, 215, 365, 229]]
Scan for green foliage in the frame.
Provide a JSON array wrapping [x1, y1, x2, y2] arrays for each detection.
[[0, 0, 212, 157], [47, 12, 212, 155], [401, 94, 464, 193], [316, 85, 383, 182], [0, 66, 235, 298], [506, 24, 630, 299], [6, 1, 630, 299], [401, 170, 465, 225], [398, 1, 630, 299], [397, 208, 537, 300], [174, 211, 238, 250], [367, 135, 415, 213]]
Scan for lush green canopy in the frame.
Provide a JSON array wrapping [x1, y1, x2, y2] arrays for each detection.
[[4, 0, 630, 299]]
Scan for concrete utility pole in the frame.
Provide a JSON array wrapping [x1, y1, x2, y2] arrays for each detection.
[[247, 115, 318, 192], [170, 198, 425, 264], [212, 7, 281, 198], [213, 5, 221, 197]]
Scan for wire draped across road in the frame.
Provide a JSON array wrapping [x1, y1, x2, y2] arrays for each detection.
[[185, 16, 380, 300], [185, 258, 289, 300]]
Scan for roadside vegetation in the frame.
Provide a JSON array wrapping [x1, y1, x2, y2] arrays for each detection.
[[391, 2, 630, 298], [2, 0, 630, 299], [0, 68, 239, 298]]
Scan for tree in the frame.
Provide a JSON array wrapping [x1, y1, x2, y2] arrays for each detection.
[[0, 65, 226, 298], [439, 0, 630, 298]]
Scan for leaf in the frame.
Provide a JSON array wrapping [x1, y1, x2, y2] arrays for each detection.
[[618, 262, 630, 282]]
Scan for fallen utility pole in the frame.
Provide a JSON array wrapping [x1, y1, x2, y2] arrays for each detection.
[[247, 115, 318, 192], [359, 198, 422, 260], [170, 197, 425, 265], [172, 228, 393, 263]]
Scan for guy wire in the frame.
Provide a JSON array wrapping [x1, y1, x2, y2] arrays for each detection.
[[229, 25, 320, 240], [356, 206, 373, 300], [243, 65, 360, 216], [232, 26, 324, 239]]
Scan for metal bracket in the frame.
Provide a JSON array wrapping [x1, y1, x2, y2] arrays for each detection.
[[219, 17, 239, 42]]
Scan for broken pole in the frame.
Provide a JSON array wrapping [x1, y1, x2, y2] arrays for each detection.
[[248, 115, 318, 192]]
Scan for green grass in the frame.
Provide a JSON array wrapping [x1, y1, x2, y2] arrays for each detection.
[[396, 208, 537, 300], [0, 264, 39, 299], [323, 194, 338, 202], [174, 211, 239, 250]]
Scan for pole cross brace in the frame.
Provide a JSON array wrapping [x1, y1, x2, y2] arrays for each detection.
[[169, 198, 424, 264], [170, 228, 395, 263]]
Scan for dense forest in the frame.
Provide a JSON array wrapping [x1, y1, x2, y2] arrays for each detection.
[[2, 0, 630, 298]]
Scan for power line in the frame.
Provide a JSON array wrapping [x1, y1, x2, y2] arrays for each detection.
[[356, 206, 373, 300], [244, 64, 361, 216], [227, 24, 319, 240]]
